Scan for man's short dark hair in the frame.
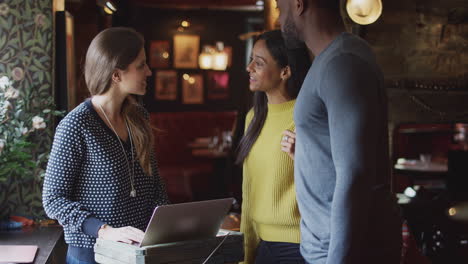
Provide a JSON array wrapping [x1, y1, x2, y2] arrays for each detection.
[[315, 0, 341, 11]]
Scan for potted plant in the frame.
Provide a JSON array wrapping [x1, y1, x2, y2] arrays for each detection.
[[0, 75, 63, 219]]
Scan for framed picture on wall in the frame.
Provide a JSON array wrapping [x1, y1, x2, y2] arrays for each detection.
[[154, 70, 177, 100], [182, 73, 203, 104], [149, 40, 170, 68], [207, 71, 229, 100], [173, 34, 200, 69]]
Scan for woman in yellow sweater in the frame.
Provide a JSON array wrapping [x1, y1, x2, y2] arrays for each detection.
[[236, 30, 311, 264]]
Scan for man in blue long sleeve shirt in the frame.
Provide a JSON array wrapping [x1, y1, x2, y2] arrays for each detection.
[[276, 0, 402, 263]]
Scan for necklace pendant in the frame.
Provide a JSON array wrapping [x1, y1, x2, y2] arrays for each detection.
[[130, 189, 136, 197]]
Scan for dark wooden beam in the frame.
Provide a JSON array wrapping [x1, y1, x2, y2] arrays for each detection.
[[130, 0, 258, 9]]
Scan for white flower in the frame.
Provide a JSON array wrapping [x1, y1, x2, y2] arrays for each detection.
[[3, 100, 12, 110], [0, 76, 11, 91], [0, 139, 5, 154], [0, 3, 9, 16], [32, 116, 46, 130], [4, 87, 19, 99], [21, 127, 29, 135]]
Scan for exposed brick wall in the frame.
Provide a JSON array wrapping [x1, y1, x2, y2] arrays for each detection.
[[365, 1, 468, 79], [343, 0, 468, 160]]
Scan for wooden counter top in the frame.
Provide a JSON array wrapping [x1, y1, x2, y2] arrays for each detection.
[[0, 226, 65, 264]]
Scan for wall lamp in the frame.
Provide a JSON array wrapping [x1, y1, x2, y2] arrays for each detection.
[[198, 42, 228, 71], [346, 0, 382, 25], [177, 20, 191, 32], [97, 0, 117, 15]]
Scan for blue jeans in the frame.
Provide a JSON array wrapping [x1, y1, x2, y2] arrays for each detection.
[[66, 246, 96, 264], [255, 240, 306, 264], [66, 254, 96, 264]]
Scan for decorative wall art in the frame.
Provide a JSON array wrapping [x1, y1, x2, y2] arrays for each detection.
[[173, 34, 200, 69], [182, 73, 204, 104], [149, 40, 170, 68], [207, 71, 229, 100], [154, 70, 177, 100]]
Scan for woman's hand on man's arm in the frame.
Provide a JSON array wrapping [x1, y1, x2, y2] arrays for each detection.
[[281, 129, 296, 160]]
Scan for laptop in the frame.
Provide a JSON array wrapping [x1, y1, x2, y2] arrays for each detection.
[[139, 198, 234, 247]]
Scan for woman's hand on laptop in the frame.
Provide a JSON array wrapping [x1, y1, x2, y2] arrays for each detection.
[[98, 225, 145, 244]]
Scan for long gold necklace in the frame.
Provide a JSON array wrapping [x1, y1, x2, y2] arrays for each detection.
[[98, 104, 137, 197]]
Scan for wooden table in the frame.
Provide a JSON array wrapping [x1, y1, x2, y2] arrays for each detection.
[[394, 159, 448, 173], [191, 148, 228, 159], [0, 226, 66, 264], [394, 159, 448, 191]]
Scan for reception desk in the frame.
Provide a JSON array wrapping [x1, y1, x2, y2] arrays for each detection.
[[0, 226, 66, 264]]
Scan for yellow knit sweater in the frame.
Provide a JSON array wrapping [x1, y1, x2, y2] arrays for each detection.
[[240, 99, 301, 264]]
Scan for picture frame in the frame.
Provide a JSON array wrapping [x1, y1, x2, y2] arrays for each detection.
[[173, 34, 200, 69], [154, 70, 177, 100], [207, 71, 229, 100], [182, 73, 204, 104], [149, 40, 170, 68]]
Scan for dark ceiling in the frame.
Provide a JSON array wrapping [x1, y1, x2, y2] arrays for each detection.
[[129, 0, 260, 10]]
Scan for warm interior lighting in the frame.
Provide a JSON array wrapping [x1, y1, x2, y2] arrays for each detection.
[[97, 0, 117, 15], [212, 52, 228, 71], [447, 202, 468, 221], [188, 77, 196, 84], [105, 1, 117, 11], [183, 74, 190, 80], [181, 20, 190, 28], [198, 42, 229, 71], [449, 208, 457, 216], [103, 6, 113, 15], [346, 0, 382, 25], [264, 0, 279, 30], [162, 52, 169, 59], [198, 46, 214, 70], [212, 42, 228, 71]]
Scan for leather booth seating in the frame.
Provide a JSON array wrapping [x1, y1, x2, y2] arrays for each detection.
[[150, 111, 237, 203]]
